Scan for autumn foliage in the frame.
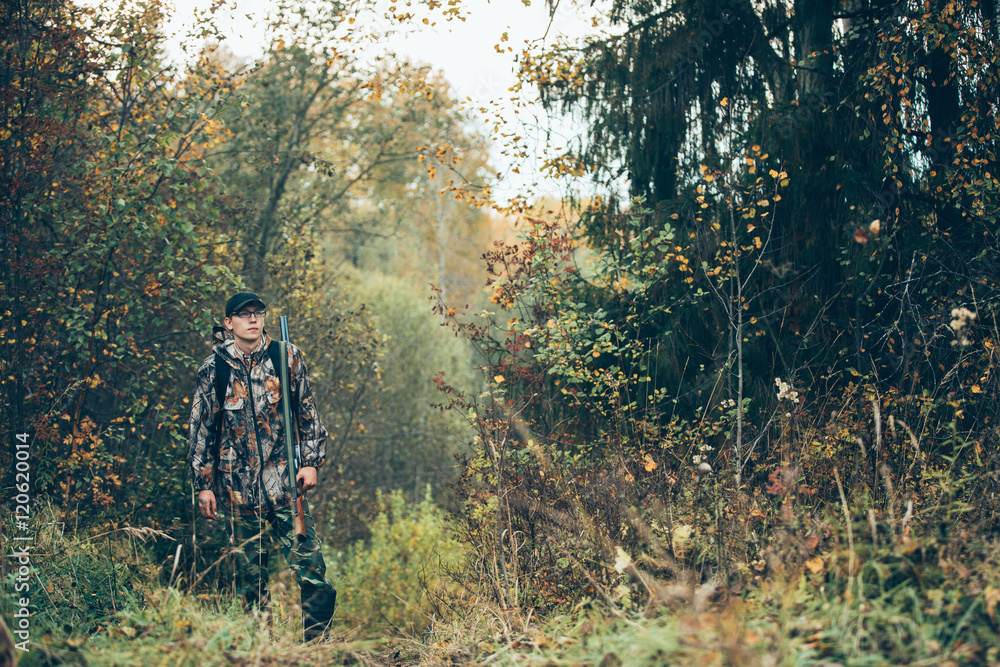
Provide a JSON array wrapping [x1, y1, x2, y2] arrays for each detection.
[[3, 0, 1000, 662], [429, 2, 1000, 657], [1, 0, 237, 522]]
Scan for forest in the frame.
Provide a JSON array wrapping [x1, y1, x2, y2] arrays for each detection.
[[2, 0, 999, 664]]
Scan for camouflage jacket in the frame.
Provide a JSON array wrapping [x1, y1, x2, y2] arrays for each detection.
[[188, 331, 328, 515]]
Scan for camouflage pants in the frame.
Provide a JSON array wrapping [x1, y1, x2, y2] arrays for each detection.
[[231, 503, 337, 639]]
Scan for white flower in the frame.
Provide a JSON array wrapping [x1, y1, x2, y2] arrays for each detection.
[[950, 307, 977, 347], [692, 455, 703, 465], [775, 377, 799, 403]]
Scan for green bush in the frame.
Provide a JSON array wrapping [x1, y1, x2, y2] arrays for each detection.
[[331, 488, 466, 638]]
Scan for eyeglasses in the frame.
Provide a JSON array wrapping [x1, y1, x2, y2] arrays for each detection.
[[232, 309, 266, 320]]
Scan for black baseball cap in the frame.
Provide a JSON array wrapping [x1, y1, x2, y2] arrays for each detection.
[[225, 292, 266, 317]]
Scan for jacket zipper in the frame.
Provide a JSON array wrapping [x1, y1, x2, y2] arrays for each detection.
[[243, 359, 274, 512]]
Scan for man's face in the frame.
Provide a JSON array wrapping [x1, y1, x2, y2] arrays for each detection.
[[225, 304, 265, 351]]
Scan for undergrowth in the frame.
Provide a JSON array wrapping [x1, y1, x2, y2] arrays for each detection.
[[3, 473, 1000, 665]]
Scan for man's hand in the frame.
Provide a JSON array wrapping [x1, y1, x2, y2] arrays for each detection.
[[296, 466, 317, 492], [198, 490, 218, 519]]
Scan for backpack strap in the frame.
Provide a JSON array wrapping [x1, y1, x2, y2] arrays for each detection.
[[212, 352, 231, 455], [214, 353, 231, 412]]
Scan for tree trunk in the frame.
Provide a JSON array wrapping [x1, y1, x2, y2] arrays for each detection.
[[793, 0, 834, 100]]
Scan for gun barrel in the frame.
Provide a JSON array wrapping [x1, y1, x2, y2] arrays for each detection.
[[278, 315, 299, 500]]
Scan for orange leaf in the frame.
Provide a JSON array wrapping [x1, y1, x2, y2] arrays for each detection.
[[805, 557, 825, 574]]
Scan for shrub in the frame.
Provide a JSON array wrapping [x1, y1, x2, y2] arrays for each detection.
[[330, 488, 466, 637]]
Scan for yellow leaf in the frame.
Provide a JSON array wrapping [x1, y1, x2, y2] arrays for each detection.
[[805, 557, 825, 574], [971, 385, 982, 393], [613, 546, 633, 573], [720, 97, 729, 107], [494, 375, 505, 383], [643, 454, 657, 472], [985, 587, 1000, 621]]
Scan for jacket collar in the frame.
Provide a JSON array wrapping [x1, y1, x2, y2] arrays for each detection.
[[213, 329, 272, 369]]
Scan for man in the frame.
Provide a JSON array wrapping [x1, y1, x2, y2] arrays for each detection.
[[188, 291, 337, 640]]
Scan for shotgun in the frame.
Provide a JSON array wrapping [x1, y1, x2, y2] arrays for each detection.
[[278, 315, 307, 540]]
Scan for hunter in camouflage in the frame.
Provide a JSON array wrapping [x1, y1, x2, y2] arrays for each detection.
[[188, 291, 337, 640]]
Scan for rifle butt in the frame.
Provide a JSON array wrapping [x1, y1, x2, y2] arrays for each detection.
[[294, 495, 307, 539]]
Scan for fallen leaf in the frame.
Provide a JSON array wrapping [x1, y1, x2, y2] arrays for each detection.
[[613, 546, 633, 573], [985, 587, 1000, 621], [805, 556, 825, 574]]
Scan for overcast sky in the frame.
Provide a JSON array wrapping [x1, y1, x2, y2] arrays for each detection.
[[162, 0, 591, 100], [156, 0, 597, 200]]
